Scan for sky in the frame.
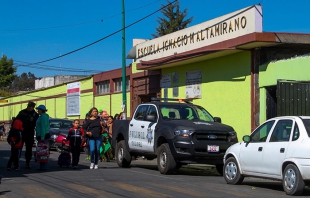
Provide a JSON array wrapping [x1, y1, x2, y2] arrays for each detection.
[[1, 0, 310, 78]]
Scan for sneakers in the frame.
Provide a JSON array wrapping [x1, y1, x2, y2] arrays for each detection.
[[7, 168, 11, 171], [90, 163, 94, 169], [26, 165, 31, 169], [73, 166, 77, 169], [94, 165, 98, 170], [14, 167, 21, 171]]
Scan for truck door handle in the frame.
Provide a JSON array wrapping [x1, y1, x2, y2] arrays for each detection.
[[130, 123, 133, 127], [280, 148, 285, 153], [141, 125, 145, 128], [258, 147, 263, 151]]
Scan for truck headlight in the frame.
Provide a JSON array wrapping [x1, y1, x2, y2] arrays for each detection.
[[228, 131, 238, 142], [174, 129, 193, 137]]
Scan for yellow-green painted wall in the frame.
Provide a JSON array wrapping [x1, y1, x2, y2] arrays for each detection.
[[259, 55, 310, 123], [0, 77, 94, 121], [162, 51, 251, 139]]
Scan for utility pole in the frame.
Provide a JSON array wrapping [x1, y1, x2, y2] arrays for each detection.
[[121, 0, 127, 119]]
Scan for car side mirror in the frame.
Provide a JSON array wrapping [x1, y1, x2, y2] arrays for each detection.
[[214, 117, 221, 123], [145, 115, 156, 122], [242, 135, 251, 143]]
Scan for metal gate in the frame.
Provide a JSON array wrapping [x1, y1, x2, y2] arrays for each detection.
[[277, 81, 310, 116]]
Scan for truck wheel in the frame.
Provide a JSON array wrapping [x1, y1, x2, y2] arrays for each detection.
[[157, 143, 176, 174], [215, 164, 224, 176], [116, 140, 131, 168], [224, 157, 244, 185], [283, 164, 305, 196]]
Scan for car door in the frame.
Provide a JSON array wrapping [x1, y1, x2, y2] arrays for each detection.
[[239, 120, 275, 173], [129, 105, 149, 152], [143, 105, 158, 152], [263, 119, 293, 176]]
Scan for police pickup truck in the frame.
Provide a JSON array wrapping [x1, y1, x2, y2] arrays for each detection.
[[112, 98, 238, 175]]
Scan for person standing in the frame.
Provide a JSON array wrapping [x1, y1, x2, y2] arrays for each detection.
[[35, 105, 50, 171], [15, 101, 39, 169], [66, 119, 85, 169], [0, 122, 5, 141], [6, 119, 23, 171], [83, 107, 103, 170]]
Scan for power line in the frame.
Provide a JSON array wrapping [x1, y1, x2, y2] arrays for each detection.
[[0, 0, 163, 32], [14, 0, 177, 67], [14, 60, 102, 73]]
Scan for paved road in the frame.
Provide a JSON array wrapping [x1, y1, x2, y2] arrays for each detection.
[[1, 140, 310, 198]]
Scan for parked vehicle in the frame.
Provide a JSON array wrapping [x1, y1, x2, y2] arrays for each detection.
[[223, 116, 310, 196], [112, 98, 238, 175], [48, 118, 73, 150]]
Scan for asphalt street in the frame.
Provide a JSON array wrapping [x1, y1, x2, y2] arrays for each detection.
[[1, 138, 310, 198]]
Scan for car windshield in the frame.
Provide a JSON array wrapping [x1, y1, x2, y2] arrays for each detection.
[[159, 104, 214, 122], [49, 120, 73, 130]]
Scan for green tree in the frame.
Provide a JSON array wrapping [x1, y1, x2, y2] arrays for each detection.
[[152, 0, 193, 38], [11, 72, 37, 92], [0, 55, 16, 91]]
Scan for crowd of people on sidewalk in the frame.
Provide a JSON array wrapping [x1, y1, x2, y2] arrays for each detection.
[[4, 101, 124, 171]]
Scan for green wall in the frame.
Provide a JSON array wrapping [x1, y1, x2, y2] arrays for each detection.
[[259, 55, 310, 123], [162, 51, 252, 139]]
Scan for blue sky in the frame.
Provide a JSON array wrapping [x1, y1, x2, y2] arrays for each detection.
[[1, 0, 309, 78]]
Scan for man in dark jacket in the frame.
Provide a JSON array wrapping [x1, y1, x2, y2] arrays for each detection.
[[16, 101, 39, 169]]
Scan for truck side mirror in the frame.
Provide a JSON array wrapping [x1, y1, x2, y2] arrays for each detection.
[[145, 115, 156, 122], [214, 117, 221, 123]]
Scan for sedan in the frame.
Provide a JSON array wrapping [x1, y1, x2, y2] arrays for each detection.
[[48, 118, 73, 150], [223, 116, 310, 196]]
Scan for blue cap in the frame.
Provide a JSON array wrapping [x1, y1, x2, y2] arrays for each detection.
[[36, 104, 47, 111]]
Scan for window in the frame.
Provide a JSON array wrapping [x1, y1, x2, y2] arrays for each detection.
[[251, 120, 275, 142], [97, 80, 110, 94], [114, 76, 130, 92], [269, 120, 293, 142], [159, 105, 208, 121], [134, 105, 148, 121], [292, 124, 300, 141], [146, 106, 158, 120]]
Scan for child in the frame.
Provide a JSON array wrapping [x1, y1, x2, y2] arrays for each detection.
[[7, 119, 23, 171], [0, 122, 5, 141], [66, 119, 85, 169]]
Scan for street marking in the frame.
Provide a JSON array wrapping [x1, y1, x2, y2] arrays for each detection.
[[67, 183, 108, 198], [111, 182, 171, 197], [21, 185, 64, 198], [150, 182, 205, 197]]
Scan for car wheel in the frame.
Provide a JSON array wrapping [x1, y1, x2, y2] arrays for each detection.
[[157, 143, 176, 174], [215, 164, 224, 176], [116, 140, 131, 168], [224, 157, 244, 185], [283, 164, 305, 196]]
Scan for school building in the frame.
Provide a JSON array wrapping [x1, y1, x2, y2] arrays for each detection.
[[1, 4, 310, 139]]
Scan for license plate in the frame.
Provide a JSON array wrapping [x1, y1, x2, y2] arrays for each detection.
[[208, 145, 219, 152]]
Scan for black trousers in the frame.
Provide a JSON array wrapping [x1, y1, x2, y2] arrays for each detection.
[[71, 145, 81, 166], [7, 148, 21, 168], [23, 136, 34, 164]]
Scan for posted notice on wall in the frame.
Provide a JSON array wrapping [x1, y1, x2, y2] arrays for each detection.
[[161, 73, 171, 88], [67, 82, 80, 116], [185, 70, 202, 99]]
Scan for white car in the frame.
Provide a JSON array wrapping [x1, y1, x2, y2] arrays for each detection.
[[223, 116, 310, 196]]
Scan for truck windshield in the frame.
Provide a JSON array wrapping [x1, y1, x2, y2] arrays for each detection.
[[159, 105, 214, 122]]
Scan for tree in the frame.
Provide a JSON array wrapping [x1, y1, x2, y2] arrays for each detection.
[[11, 72, 37, 92], [0, 55, 17, 91], [152, 0, 193, 38]]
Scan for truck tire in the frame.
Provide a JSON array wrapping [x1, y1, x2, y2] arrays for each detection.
[[157, 143, 176, 174], [215, 164, 224, 176], [116, 140, 131, 168]]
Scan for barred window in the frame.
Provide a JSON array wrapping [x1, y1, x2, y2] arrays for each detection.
[[114, 77, 130, 92], [97, 80, 110, 94]]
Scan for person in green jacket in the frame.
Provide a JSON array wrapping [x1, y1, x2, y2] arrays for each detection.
[[35, 105, 50, 171]]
